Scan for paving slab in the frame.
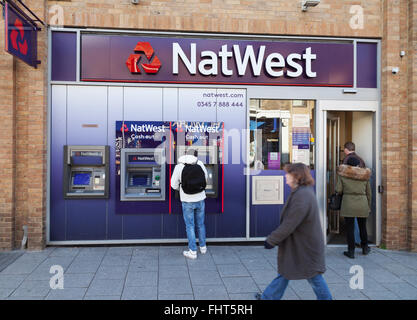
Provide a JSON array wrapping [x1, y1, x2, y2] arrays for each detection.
[[189, 270, 224, 286], [193, 285, 230, 300], [0, 274, 27, 289], [158, 277, 193, 295], [158, 294, 194, 300], [85, 279, 125, 296], [83, 295, 121, 300], [380, 282, 417, 299], [10, 280, 51, 298], [60, 273, 95, 288], [125, 271, 158, 287], [2, 245, 417, 300], [0, 251, 25, 273], [222, 276, 259, 294], [0, 288, 15, 299], [66, 261, 101, 274], [95, 265, 129, 280], [46, 287, 87, 300], [217, 264, 250, 278], [121, 286, 158, 300], [158, 265, 189, 279]]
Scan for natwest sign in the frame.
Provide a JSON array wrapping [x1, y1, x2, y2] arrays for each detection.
[[4, 2, 39, 68], [81, 34, 353, 87], [172, 44, 317, 78]]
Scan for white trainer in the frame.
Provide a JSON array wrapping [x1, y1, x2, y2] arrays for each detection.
[[200, 246, 207, 254], [183, 249, 197, 260]]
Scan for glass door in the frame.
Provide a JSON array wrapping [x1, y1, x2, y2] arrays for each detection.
[[326, 113, 340, 242]]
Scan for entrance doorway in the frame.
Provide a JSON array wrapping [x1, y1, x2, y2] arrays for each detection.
[[326, 111, 377, 245]]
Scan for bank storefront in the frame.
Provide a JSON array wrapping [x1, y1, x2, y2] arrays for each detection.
[[48, 29, 380, 246]]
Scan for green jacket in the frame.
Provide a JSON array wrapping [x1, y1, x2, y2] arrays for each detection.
[[335, 164, 372, 218]]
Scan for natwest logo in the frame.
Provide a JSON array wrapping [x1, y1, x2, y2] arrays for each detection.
[[10, 18, 28, 55], [126, 42, 162, 74], [172, 43, 317, 78]]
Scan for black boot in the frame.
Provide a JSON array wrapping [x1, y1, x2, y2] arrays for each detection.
[[362, 246, 371, 255], [343, 250, 355, 259]]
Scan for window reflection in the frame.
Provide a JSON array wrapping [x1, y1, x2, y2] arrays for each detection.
[[249, 99, 315, 170]]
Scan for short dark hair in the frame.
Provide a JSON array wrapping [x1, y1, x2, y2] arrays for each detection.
[[284, 163, 315, 186], [344, 141, 355, 151]]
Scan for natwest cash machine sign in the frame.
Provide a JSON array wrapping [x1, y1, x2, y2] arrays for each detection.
[[81, 34, 353, 86], [4, 2, 38, 67]]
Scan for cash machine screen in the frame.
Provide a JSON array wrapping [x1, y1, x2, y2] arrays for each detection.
[[73, 172, 91, 186], [129, 174, 150, 187]]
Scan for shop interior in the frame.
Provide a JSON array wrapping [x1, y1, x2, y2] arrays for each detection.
[[326, 111, 376, 245]]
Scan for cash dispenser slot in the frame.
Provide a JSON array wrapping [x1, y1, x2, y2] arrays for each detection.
[[63, 145, 109, 199], [120, 148, 166, 201]]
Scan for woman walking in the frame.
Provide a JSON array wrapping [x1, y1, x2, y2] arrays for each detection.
[[256, 163, 332, 300], [336, 157, 372, 259]]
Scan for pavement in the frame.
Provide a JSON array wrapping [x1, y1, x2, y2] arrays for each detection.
[[1, 245, 417, 300]]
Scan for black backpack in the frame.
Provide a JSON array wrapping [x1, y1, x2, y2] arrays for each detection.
[[181, 163, 206, 194]]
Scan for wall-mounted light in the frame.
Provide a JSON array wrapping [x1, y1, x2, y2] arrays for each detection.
[[132, 0, 139, 4], [392, 67, 399, 74], [302, 0, 320, 11]]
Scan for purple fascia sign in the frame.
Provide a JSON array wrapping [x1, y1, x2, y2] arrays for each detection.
[[81, 34, 354, 86], [4, 2, 38, 68]]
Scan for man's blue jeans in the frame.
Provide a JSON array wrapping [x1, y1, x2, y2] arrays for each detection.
[[182, 200, 206, 252], [261, 273, 332, 300]]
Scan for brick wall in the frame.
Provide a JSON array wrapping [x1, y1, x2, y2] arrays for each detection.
[[0, 0, 48, 250], [408, 0, 417, 251], [47, 0, 382, 37], [0, 21, 16, 251]]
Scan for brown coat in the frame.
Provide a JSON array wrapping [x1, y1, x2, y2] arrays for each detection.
[[266, 185, 326, 280]]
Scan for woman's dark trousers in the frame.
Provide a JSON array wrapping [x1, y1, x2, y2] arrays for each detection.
[[345, 217, 368, 252]]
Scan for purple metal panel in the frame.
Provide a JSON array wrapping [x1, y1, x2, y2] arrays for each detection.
[[107, 87, 124, 239], [66, 200, 107, 240], [215, 89, 247, 237], [50, 85, 67, 241], [249, 170, 315, 237], [51, 32, 77, 81], [81, 34, 354, 87], [357, 42, 377, 88]]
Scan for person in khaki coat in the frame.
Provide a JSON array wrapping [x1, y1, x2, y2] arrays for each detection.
[[336, 157, 372, 259], [255, 163, 332, 300]]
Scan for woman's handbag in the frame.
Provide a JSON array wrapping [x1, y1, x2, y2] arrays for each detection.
[[329, 193, 342, 210]]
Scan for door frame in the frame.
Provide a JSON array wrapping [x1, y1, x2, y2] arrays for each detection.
[[316, 100, 380, 246]]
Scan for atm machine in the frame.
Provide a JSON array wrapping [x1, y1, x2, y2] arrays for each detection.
[[176, 145, 219, 198], [63, 145, 109, 199], [120, 148, 166, 201]]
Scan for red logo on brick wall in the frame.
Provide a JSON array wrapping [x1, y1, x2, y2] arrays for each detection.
[[126, 42, 161, 74], [10, 18, 28, 55]]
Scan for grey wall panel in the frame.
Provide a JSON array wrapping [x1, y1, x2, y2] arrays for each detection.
[[50, 85, 67, 241], [178, 88, 217, 121], [162, 88, 180, 238], [107, 86, 124, 239], [66, 85, 108, 240], [123, 87, 163, 120], [67, 86, 108, 145]]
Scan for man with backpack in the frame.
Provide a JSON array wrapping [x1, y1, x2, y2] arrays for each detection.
[[171, 148, 208, 259]]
